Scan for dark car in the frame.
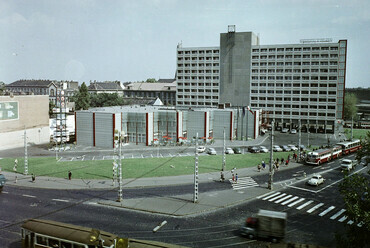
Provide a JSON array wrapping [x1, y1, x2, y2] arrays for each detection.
[[233, 147, 242, 154], [0, 174, 6, 192], [250, 147, 260, 153]]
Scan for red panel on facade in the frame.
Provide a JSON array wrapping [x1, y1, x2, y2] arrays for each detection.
[[230, 111, 233, 140], [112, 114, 115, 148], [146, 113, 149, 146], [93, 113, 96, 147]]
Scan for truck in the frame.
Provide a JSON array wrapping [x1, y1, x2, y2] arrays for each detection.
[[240, 209, 287, 242], [341, 159, 357, 171]]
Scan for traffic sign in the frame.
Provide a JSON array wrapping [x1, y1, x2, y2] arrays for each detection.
[[0, 102, 19, 121]]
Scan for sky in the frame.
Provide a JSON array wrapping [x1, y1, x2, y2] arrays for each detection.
[[1, 0, 369, 88]]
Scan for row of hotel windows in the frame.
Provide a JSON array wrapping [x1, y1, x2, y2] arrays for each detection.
[[252, 68, 337, 73], [252, 54, 338, 59], [252, 61, 338, 66], [178, 50, 219, 55], [178, 83, 219, 87], [250, 103, 336, 109], [250, 109, 336, 117], [178, 95, 218, 99], [251, 83, 337, 87], [251, 90, 337, 95], [178, 63, 219, 67], [252, 47, 338, 52], [178, 89, 219, 93], [251, 76, 337, 80], [177, 101, 218, 106], [178, 57, 219, 61], [251, 97, 336, 102], [178, 76, 219, 80], [178, 70, 220, 74]]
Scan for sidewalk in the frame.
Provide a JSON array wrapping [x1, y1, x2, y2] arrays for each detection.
[[2, 160, 307, 216]]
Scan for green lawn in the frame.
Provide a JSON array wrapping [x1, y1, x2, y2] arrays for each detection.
[[344, 128, 369, 140], [0, 152, 295, 179]]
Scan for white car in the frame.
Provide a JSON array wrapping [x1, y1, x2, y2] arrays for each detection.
[[341, 159, 356, 171], [197, 146, 206, 153], [290, 129, 297, 134], [225, 147, 234, 154], [307, 174, 325, 186], [207, 148, 217, 155], [281, 128, 289, 133], [273, 145, 283, 152], [288, 145, 298, 151], [259, 146, 269, 153]]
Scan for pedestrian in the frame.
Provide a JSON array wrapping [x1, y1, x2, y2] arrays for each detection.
[[68, 171, 72, 180], [235, 173, 238, 183], [262, 160, 266, 170], [281, 158, 284, 164], [32, 174, 35, 182], [276, 163, 279, 171], [14, 159, 18, 172], [285, 159, 289, 166], [220, 170, 225, 182], [232, 173, 235, 182], [257, 164, 261, 172]]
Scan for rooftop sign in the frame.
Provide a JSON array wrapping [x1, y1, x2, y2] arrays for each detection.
[[300, 38, 333, 44]]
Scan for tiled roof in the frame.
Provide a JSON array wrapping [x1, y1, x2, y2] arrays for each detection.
[[88, 82, 123, 91], [7, 80, 55, 87]]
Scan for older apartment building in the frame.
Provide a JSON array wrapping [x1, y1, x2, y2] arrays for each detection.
[[176, 27, 347, 133]]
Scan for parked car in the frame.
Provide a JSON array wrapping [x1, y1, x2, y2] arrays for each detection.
[[259, 146, 269, 153], [273, 145, 283, 152], [290, 129, 297, 134], [0, 174, 6, 192], [207, 148, 217, 155], [197, 146, 206, 153], [276, 126, 282, 131], [232, 147, 242, 154], [360, 156, 369, 167], [288, 145, 298, 151], [299, 145, 306, 151], [307, 174, 324, 186], [249, 147, 260, 153], [341, 159, 357, 171], [225, 147, 234, 154], [281, 145, 291, 152], [281, 128, 289, 133]]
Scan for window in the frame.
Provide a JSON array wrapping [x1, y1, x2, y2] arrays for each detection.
[[252, 49, 259, 52], [36, 236, 48, 245]]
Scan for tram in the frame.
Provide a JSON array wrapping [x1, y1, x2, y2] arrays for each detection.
[[306, 146, 342, 165], [336, 139, 361, 155]]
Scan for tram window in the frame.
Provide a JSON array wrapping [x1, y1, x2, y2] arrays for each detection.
[[36, 236, 48, 245], [61, 241, 72, 248], [49, 238, 60, 248]]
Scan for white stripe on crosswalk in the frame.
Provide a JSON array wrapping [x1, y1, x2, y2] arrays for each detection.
[[338, 216, 347, 222], [347, 220, 354, 225], [275, 195, 293, 204], [319, 206, 335, 216], [307, 203, 324, 213], [330, 209, 346, 220], [230, 177, 259, 190], [262, 192, 281, 200], [256, 191, 276, 199], [288, 198, 305, 207], [281, 196, 299, 206], [297, 200, 313, 210], [269, 193, 287, 202]]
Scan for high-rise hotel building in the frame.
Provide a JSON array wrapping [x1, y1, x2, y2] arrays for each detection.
[[176, 26, 346, 133]]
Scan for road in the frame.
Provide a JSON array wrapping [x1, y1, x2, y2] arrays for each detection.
[[0, 152, 366, 247]]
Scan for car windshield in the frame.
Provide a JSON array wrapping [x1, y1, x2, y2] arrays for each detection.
[[342, 161, 351, 165]]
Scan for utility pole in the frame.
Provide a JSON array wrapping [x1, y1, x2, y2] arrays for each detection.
[[222, 128, 226, 176], [307, 130, 310, 148], [24, 129, 28, 175], [193, 133, 199, 203], [268, 121, 274, 190], [114, 130, 123, 202], [298, 119, 301, 162]]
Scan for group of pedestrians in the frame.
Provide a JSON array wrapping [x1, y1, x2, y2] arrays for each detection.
[[257, 155, 294, 172]]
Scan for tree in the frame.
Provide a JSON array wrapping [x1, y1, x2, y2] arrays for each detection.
[[74, 82, 90, 110], [146, 78, 156, 83], [356, 131, 370, 164], [0, 81, 5, 95], [343, 93, 358, 121]]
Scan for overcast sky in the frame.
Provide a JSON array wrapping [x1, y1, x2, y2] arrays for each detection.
[[1, 0, 369, 87]]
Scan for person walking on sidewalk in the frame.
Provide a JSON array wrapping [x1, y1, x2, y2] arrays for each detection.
[[262, 160, 266, 170], [257, 164, 261, 172], [31, 174, 35, 182], [68, 171, 72, 180], [235, 173, 238, 183]]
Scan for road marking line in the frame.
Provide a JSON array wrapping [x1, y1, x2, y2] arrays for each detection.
[[307, 203, 324, 213], [338, 216, 347, 222], [297, 200, 313, 210], [269, 193, 287, 202], [22, 194, 36, 198], [233, 185, 259, 190], [347, 220, 354, 225], [319, 206, 335, 216], [288, 198, 305, 207], [262, 192, 281, 200], [52, 199, 69, 203], [275, 195, 293, 204], [287, 185, 318, 193], [256, 191, 276, 199], [281, 196, 299, 206], [2, 191, 8, 194], [330, 209, 346, 220]]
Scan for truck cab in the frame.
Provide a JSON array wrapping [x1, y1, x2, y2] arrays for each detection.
[[341, 159, 357, 171]]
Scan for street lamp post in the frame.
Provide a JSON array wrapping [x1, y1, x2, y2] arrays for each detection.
[[193, 133, 199, 203], [268, 121, 274, 190]]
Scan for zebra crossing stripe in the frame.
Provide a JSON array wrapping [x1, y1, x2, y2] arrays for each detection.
[[347, 220, 354, 225], [288, 198, 305, 207], [297, 200, 313, 210], [281, 196, 299, 206], [262, 192, 281, 200], [307, 203, 324, 213], [275, 195, 293, 204], [269, 193, 287, 202], [256, 191, 276, 199], [338, 216, 347, 222], [330, 209, 346, 220], [319, 206, 335, 216]]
